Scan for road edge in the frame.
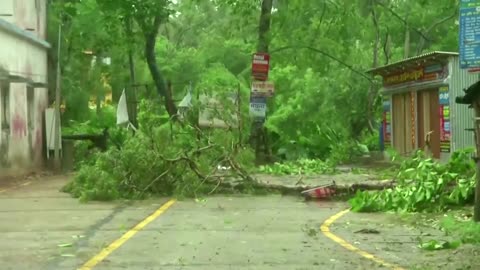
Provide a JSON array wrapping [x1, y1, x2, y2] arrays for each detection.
[[320, 208, 406, 270], [0, 181, 32, 194]]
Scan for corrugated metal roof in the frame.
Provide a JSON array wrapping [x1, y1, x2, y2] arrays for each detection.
[[367, 51, 458, 75]]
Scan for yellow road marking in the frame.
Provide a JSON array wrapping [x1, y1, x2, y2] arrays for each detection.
[[78, 199, 176, 270], [0, 181, 32, 194], [320, 209, 406, 270]]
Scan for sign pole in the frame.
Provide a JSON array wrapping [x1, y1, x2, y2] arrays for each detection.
[[250, 53, 272, 163]]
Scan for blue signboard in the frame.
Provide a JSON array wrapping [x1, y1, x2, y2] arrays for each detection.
[[460, 0, 480, 69], [439, 86, 450, 105], [249, 96, 267, 122]]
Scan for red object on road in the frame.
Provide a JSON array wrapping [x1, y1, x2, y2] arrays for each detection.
[[252, 53, 270, 81], [301, 183, 336, 199]]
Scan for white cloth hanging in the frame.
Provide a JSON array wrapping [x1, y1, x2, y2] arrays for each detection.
[[116, 89, 129, 126]]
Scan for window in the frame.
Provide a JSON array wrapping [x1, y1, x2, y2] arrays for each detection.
[[27, 85, 34, 130], [0, 80, 10, 130], [0, 0, 14, 23]]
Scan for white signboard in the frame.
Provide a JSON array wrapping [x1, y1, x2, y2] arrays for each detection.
[[249, 97, 267, 119], [45, 108, 61, 159], [251, 81, 274, 97]]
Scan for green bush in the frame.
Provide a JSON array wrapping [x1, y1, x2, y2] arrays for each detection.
[[360, 131, 380, 152]]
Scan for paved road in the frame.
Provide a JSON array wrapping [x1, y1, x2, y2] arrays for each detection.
[[1, 175, 475, 270]]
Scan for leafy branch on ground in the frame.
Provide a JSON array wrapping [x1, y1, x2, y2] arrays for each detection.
[[349, 149, 476, 213]]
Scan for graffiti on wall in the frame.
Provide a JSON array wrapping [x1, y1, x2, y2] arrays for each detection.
[[0, 0, 49, 173], [12, 114, 26, 138]]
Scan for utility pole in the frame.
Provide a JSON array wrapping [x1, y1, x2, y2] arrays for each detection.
[[53, 20, 62, 171], [125, 17, 138, 127], [252, 0, 273, 165]]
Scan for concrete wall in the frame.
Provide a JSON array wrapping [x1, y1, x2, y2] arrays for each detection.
[[0, 0, 49, 176], [0, 0, 47, 40]]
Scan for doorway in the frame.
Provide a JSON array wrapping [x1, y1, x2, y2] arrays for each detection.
[[392, 92, 414, 155], [417, 89, 440, 158]]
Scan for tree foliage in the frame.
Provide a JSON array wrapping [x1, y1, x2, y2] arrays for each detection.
[[49, 0, 462, 199]]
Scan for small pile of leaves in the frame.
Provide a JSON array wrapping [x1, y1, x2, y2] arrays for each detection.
[[258, 159, 337, 175], [349, 149, 476, 213]]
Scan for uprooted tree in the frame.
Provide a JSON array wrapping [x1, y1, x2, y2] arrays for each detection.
[[63, 66, 260, 201]]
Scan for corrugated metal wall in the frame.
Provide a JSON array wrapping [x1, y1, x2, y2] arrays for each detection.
[[450, 56, 478, 152]]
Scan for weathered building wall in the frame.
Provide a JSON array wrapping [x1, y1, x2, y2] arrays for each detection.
[[0, 0, 49, 176]]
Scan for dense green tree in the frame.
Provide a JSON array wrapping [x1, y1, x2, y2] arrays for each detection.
[[49, 0, 461, 158]]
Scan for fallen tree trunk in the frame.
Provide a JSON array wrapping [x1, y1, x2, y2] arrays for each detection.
[[206, 175, 396, 196]]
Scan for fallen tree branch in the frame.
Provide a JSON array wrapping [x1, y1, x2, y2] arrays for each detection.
[[269, 45, 374, 83], [203, 176, 396, 195], [375, 2, 432, 42], [143, 169, 170, 193]]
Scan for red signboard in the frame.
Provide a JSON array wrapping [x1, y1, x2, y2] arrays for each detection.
[[252, 53, 270, 81]]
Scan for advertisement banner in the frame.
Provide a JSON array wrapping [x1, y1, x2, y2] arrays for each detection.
[[383, 96, 391, 147], [459, 0, 480, 69], [411, 91, 416, 148], [439, 86, 451, 153], [252, 53, 270, 81], [251, 81, 274, 97], [383, 63, 448, 88]]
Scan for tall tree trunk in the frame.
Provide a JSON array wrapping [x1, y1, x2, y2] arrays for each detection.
[[254, 0, 273, 164], [165, 80, 176, 117], [257, 0, 273, 53], [127, 49, 138, 126], [403, 13, 410, 59], [143, 16, 177, 117], [366, 6, 381, 134], [404, 25, 410, 59], [125, 17, 138, 127], [383, 31, 392, 65]]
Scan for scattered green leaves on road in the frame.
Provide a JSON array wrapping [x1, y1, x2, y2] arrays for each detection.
[[57, 243, 74, 248], [418, 239, 461, 251]]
